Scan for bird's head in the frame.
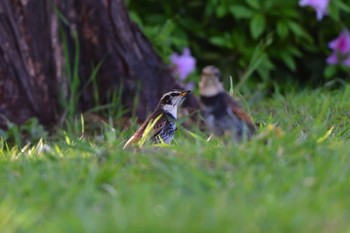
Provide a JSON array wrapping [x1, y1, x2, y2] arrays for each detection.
[[158, 89, 191, 118], [199, 65, 224, 97]]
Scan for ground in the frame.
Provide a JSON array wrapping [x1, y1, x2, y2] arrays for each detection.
[[1, 86, 350, 233]]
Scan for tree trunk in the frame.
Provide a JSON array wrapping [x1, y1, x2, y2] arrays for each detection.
[[0, 0, 199, 129], [0, 0, 59, 128]]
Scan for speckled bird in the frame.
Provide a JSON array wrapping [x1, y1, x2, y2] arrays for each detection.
[[123, 89, 191, 149]]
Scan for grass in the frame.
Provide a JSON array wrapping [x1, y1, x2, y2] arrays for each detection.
[[1, 86, 350, 233]]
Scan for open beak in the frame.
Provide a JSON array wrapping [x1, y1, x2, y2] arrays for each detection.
[[180, 90, 191, 97]]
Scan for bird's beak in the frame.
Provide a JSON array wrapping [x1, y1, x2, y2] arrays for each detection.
[[180, 90, 191, 96]]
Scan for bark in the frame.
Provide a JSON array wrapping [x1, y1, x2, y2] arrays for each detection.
[[0, 0, 199, 129], [0, 0, 59, 128]]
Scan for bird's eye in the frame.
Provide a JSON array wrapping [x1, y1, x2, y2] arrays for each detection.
[[170, 93, 179, 97], [163, 95, 170, 103]]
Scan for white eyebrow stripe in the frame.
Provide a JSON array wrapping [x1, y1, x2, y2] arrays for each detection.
[[161, 91, 181, 99]]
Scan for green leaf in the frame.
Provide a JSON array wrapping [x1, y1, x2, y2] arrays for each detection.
[[229, 5, 253, 19], [287, 21, 302, 35], [287, 21, 312, 42], [280, 53, 296, 71], [256, 54, 274, 81], [286, 46, 302, 57], [156, 19, 175, 42], [324, 65, 337, 79], [250, 14, 266, 39], [276, 21, 289, 39], [210, 36, 227, 47], [216, 5, 228, 18], [337, 0, 350, 13], [245, 0, 259, 9], [210, 33, 233, 48], [328, 2, 340, 21]]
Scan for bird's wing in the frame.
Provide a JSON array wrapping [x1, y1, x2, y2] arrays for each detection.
[[225, 93, 256, 131], [123, 112, 166, 149], [153, 116, 167, 134], [123, 125, 144, 149], [123, 134, 138, 149], [151, 115, 168, 140]]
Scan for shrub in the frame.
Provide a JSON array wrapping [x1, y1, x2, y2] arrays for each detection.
[[126, 0, 350, 90]]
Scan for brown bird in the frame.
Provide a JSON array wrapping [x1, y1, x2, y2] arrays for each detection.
[[123, 89, 191, 149], [199, 65, 256, 141]]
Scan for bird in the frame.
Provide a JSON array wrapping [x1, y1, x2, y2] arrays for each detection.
[[123, 89, 191, 149], [199, 65, 256, 141]]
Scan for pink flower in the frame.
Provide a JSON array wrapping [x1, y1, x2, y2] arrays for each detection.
[[299, 0, 329, 21], [170, 48, 196, 80], [327, 30, 350, 67]]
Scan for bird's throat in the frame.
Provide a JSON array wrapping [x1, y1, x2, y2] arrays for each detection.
[[200, 83, 224, 97], [162, 105, 177, 119]]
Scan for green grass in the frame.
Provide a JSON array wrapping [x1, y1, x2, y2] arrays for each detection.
[[2, 86, 350, 233]]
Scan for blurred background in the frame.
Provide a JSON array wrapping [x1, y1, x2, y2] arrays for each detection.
[[0, 0, 350, 143], [127, 0, 350, 92]]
